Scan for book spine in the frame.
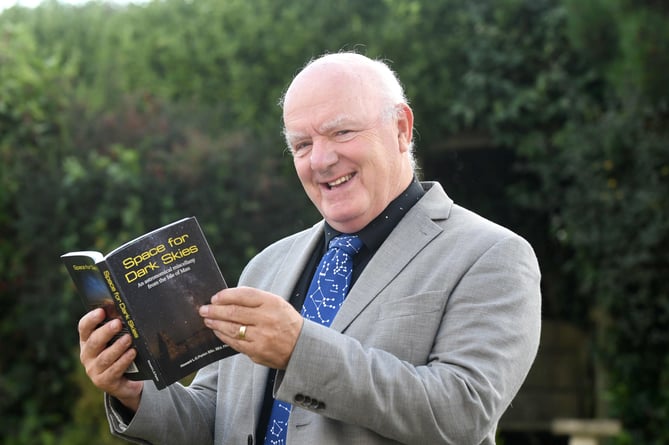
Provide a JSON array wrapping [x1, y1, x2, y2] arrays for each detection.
[[97, 260, 166, 389]]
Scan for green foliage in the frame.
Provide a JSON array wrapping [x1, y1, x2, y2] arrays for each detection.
[[565, 0, 669, 106], [514, 1, 669, 442], [539, 100, 669, 444], [0, 20, 80, 443]]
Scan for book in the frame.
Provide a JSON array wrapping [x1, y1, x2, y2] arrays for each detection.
[[61, 216, 237, 389]]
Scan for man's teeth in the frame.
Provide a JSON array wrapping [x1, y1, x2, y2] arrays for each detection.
[[328, 174, 353, 188]]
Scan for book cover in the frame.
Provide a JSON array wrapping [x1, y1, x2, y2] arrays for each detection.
[[61, 216, 237, 389]]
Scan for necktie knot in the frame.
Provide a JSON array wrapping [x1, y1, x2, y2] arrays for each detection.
[[329, 234, 363, 255]]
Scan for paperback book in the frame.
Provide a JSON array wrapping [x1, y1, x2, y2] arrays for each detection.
[[61, 216, 236, 389]]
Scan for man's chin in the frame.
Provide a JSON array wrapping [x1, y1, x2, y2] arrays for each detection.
[[323, 209, 371, 233]]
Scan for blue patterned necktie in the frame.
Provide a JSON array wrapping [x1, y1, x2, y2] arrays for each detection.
[[263, 234, 363, 445]]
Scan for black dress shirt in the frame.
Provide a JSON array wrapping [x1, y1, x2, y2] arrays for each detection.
[[255, 178, 425, 441]]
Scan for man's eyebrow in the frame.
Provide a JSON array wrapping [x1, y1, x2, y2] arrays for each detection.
[[318, 114, 355, 134], [283, 129, 308, 145]]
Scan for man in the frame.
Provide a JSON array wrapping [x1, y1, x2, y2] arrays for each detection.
[[79, 52, 541, 444]]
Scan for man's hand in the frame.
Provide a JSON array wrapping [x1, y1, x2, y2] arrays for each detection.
[[199, 287, 304, 369], [78, 308, 144, 412]]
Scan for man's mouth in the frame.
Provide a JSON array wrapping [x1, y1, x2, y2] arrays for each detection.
[[326, 173, 355, 189]]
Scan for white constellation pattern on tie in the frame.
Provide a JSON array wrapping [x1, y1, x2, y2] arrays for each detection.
[[267, 401, 291, 444]]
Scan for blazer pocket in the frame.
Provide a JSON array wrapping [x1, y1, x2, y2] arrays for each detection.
[[364, 291, 447, 364], [376, 290, 447, 321]]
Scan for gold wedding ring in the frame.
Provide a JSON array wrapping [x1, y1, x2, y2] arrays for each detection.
[[238, 325, 247, 340]]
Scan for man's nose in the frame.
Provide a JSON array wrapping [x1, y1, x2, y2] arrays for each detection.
[[310, 138, 338, 171]]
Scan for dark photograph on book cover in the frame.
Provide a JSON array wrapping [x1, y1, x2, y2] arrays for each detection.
[[149, 256, 225, 377], [66, 258, 122, 324]]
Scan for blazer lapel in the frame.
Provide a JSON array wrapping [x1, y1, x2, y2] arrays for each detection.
[[268, 223, 324, 301], [332, 182, 452, 332]]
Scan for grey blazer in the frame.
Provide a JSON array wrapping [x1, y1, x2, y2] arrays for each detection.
[[107, 182, 542, 445]]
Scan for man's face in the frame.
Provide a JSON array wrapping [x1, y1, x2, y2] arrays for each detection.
[[283, 63, 413, 234]]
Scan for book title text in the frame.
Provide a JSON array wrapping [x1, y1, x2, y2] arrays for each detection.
[[121, 233, 199, 284]]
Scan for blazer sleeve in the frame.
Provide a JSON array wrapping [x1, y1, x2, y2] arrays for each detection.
[[105, 360, 220, 445]]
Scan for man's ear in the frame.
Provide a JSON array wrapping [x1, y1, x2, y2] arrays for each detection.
[[396, 103, 414, 153]]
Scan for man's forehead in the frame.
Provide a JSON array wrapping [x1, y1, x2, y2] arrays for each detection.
[[284, 60, 376, 109]]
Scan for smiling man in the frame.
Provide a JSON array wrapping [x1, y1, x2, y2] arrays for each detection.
[[78, 52, 542, 445]]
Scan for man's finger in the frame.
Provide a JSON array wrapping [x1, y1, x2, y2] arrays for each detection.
[[78, 308, 106, 342]]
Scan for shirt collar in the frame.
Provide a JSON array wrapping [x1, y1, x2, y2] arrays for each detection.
[[323, 177, 425, 251]]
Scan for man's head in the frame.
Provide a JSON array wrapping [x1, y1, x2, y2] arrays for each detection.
[[281, 52, 415, 234]]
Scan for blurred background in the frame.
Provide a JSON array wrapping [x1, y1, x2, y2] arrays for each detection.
[[0, 0, 667, 444]]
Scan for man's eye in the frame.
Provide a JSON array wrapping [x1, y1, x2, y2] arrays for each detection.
[[334, 130, 355, 140], [292, 142, 312, 156]]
